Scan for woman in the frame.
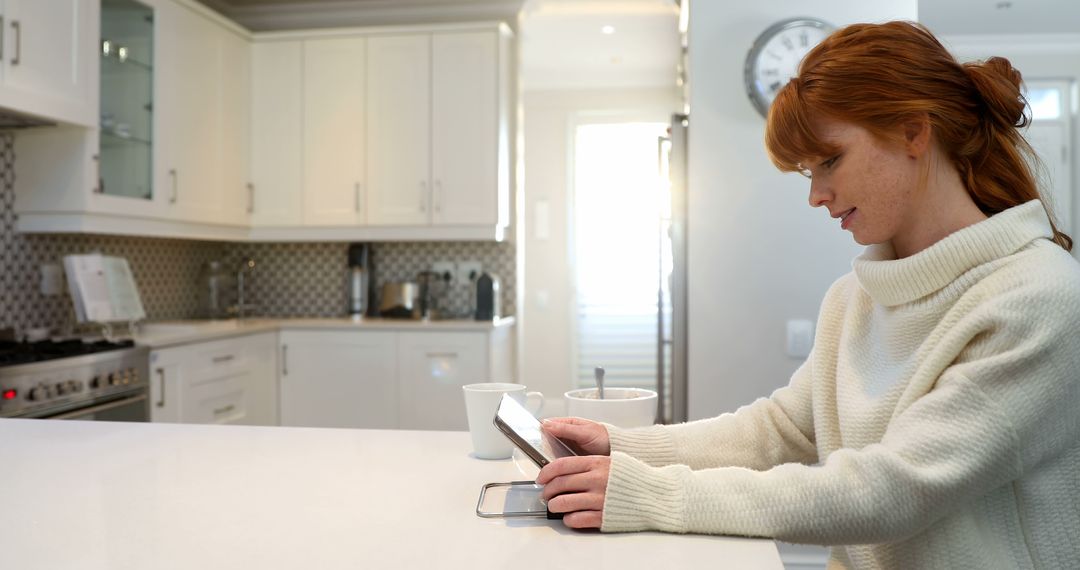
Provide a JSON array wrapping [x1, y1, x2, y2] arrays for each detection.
[[536, 21, 1080, 568]]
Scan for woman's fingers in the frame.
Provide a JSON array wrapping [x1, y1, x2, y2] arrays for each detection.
[[547, 491, 605, 514], [540, 470, 607, 501], [562, 510, 603, 530], [535, 456, 601, 485]]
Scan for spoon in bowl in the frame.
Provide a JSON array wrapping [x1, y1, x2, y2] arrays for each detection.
[[594, 366, 605, 400]]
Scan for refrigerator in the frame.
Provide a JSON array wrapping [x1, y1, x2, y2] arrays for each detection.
[[657, 114, 689, 424]]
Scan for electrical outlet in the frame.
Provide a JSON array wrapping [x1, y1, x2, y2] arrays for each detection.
[[458, 261, 482, 286], [40, 264, 64, 296], [432, 261, 456, 286]]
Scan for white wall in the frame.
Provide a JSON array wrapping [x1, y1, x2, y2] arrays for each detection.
[[941, 35, 1080, 261], [520, 87, 679, 412], [685, 1, 917, 421]]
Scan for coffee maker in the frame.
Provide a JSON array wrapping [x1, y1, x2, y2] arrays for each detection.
[[347, 243, 371, 317]]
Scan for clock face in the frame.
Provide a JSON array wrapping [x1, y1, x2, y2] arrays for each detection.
[[744, 18, 833, 118]]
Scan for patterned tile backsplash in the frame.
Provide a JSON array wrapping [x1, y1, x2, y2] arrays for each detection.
[[0, 132, 515, 337]]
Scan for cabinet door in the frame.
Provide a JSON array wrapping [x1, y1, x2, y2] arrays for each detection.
[[250, 40, 303, 226], [431, 31, 499, 226], [156, 1, 220, 223], [366, 34, 430, 226], [0, 0, 95, 126], [242, 332, 279, 426], [219, 29, 252, 226], [303, 37, 366, 226], [279, 330, 398, 429], [397, 331, 486, 431], [149, 346, 187, 423]]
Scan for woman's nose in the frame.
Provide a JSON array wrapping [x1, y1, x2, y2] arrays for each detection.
[[808, 179, 831, 209]]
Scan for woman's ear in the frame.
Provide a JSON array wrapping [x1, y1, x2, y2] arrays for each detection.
[[903, 114, 932, 158]]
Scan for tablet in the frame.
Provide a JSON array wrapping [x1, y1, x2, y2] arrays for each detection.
[[493, 393, 578, 468]]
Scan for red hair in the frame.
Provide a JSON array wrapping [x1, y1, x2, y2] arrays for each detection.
[[765, 21, 1072, 251]]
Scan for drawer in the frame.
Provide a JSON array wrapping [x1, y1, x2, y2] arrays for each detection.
[[181, 370, 248, 425]]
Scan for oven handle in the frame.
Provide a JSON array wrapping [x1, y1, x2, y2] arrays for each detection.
[[49, 394, 149, 420]]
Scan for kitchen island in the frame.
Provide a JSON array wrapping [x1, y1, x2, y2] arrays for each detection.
[[0, 419, 783, 569]]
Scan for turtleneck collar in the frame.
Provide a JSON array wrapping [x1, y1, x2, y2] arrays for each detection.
[[852, 200, 1054, 307]]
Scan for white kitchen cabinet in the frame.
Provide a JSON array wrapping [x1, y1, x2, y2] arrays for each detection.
[[278, 330, 398, 429], [397, 331, 487, 431], [219, 28, 252, 225], [149, 332, 279, 426], [0, 0, 96, 127], [365, 28, 511, 230], [431, 31, 507, 226], [249, 40, 302, 226], [156, 0, 221, 224], [303, 37, 366, 226], [366, 34, 431, 226]]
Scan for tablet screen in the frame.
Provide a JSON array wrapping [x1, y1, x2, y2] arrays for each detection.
[[495, 394, 577, 465]]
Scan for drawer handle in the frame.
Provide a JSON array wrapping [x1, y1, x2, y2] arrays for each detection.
[[213, 404, 236, 416], [425, 352, 458, 358], [11, 20, 20, 66], [155, 367, 166, 408], [212, 354, 235, 364], [281, 344, 288, 376]]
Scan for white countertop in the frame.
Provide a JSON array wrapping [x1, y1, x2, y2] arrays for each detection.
[[0, 419, 782, 570], [134, 316, 516, 348]]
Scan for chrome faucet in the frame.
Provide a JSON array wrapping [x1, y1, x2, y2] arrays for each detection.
[[232, 257, 258, 319]]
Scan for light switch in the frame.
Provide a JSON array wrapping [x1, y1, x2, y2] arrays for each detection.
[[786, 319, 814, 358]]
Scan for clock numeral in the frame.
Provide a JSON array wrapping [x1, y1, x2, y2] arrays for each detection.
[[800, 31, 809, 47], [781, 36, 794, 51], [762, 68, 779, 77], [766, 50, 781, 61], [769, 81, 783, 93]]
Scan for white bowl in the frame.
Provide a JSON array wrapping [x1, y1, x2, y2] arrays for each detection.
[[564, 387, 657, 428]]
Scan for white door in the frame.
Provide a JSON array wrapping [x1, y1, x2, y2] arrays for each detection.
[[1, 0, 95, 125], [250, 40, 303, 226], [397, 332, 486, 431], [1024, 79, 1073, 236], [156, 1, 220, 223], [303, 37, 366, 226], [218, 29, 251, 226], [366, 34, 431, 226], [279, 331, 398, 429], [431, 31, 499, 226]]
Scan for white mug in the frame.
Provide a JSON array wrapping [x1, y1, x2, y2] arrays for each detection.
[[564, 387, 657, 428], [463, 383, 544, 459]]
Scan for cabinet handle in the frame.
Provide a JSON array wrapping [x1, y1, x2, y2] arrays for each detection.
[[212, 354, 235, 364], [0, 17, 5, 61], [169, 169, 178, 203], [155, 368, 166, 408], [354, 182, 361, 213], [10, 20, 19, 66], [247, 183, 254, 214], [213, 404, 236, 416], [419, 181, 427, 213], [92, 154, 102, 193], [434, 179, 442, 213], [281, 344, 288, 376], [425, 352, 459, 358]]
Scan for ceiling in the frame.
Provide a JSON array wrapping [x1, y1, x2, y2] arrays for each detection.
[[919, 0, 1080, 35]]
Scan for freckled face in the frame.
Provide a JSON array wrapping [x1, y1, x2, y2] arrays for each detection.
[[802, 119, 921, 246]]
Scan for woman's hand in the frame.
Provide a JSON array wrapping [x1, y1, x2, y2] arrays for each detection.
[[541, 417, 611, 456], [536, 455, 611, 529]]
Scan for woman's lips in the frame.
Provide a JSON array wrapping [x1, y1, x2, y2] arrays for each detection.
[[840, 208, 856, 230]]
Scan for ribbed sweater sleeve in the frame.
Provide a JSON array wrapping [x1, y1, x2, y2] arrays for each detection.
[[608, 355, 818, 471], [601, 370, 1024, 543]]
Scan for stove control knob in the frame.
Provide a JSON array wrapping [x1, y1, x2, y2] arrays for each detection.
[[89, 376, 101, 389], [107, 374, 117, 386], [72, 380, 84, 393], [55, 383, 67, 396], [28, 386, 48, 401]]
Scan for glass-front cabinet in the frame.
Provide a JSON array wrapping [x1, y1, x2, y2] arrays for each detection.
[[99, 0, 154, 201]]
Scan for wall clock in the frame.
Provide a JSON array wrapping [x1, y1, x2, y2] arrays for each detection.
[[744, 17, 834, 118]]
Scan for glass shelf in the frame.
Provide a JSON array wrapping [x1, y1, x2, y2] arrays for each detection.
[[101, 54, 152, 74], [101, 130, 151, 149]]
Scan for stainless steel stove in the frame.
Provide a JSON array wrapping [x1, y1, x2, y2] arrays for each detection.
[[0, 339, 150, 421]]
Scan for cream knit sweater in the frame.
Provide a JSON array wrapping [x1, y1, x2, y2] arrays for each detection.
[[601, 200, 1080, 569]]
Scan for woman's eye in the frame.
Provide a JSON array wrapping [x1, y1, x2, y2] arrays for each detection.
[[822, 155, 841, 169]]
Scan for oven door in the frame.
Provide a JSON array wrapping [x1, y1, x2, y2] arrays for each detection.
[[47, 392, 149, 422]]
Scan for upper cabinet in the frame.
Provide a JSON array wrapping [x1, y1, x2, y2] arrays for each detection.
[[13, 16, 514, 243], [0, 0, 96, 127]]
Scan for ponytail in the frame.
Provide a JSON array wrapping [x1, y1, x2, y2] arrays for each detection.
[[765, 22, 1073, 252]]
